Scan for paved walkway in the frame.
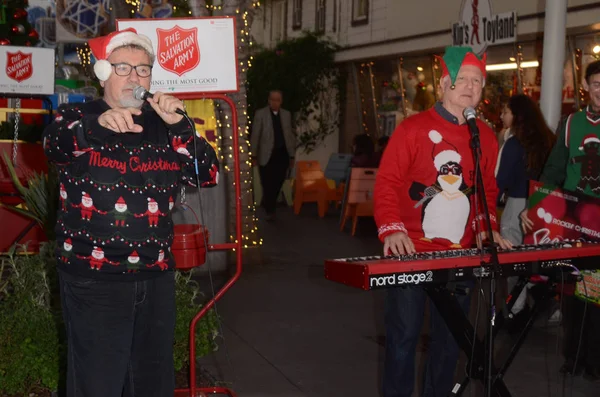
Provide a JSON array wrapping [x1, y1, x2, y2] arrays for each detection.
[[196, 205, 597, 397]]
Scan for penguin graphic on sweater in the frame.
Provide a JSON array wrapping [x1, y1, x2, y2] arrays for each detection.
[[410, 130, 471, 246]]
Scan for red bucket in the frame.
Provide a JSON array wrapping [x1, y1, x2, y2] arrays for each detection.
[[171, 204, 209, 270]]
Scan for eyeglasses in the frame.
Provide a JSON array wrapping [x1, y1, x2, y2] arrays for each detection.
[[111, 63, 152, 78]]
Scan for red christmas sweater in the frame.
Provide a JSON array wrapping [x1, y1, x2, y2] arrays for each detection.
[[43, 99, 218, 280], [374, 106, 499, 252]]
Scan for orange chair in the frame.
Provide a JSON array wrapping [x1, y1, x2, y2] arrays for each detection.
[[340, 168, 377, 236], [293, 160, 331, 217]]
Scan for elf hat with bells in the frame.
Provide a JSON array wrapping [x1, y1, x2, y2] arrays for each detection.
[[436, 46, 487, 89], [88, 28, 154, 82]]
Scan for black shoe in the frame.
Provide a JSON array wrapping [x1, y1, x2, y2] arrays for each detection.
[[560, 359, 584, 376]]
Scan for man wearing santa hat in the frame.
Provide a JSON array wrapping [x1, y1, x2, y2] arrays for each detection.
[[521, 60, 600, 381], [374, 46, 512, 397], [42, 27, 219, 397]]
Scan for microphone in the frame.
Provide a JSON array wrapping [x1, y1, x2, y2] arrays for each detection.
[[132, 86, 186, 115], [463, 106, 479, 138]]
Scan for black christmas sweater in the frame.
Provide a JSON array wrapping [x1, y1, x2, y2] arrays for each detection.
[[43, 99, 218, 280]]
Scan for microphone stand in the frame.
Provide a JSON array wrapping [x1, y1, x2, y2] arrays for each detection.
[[468, 119, 500, 397]]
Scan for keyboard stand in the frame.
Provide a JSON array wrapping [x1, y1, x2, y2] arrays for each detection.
[[425, 280, 555, 397]]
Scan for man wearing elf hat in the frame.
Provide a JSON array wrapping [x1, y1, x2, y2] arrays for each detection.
[[42, 27, 218, 397], [521, 60, 600, 380], [374, 46, 512, 397]]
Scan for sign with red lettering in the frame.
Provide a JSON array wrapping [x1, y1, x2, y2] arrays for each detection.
[[156, 26, 200, 77], [6, 51, 33, 83], [524, 181, 600, 304], [117, 17, 238, 94], [0, 46, 55, 95]]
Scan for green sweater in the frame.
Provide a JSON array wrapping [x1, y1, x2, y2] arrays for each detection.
[[540, 105, 600, 193]]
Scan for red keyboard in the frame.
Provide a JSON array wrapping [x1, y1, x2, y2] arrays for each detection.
[[324, 243, 600, 290]]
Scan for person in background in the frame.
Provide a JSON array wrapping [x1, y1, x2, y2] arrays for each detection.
[[350, 133, 378, 167], [496, 94, 556, 245], [495, 94, 555, 322], [43, 28, 218, 397], [375, 136, 390, 166], [374, 46, 512, 397], [250, 90, 297, 221], [521, 60, 600, 381]]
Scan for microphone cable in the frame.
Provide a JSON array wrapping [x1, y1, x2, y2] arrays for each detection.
[[180, 105, 239, 388]]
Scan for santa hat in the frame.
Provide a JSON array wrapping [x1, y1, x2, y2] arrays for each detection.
[[82, 191, 91, 199], [116, 196, 126, 204], [169, 196, 174, 203], [129, 250, 139, 258], [60, 183, 65, 189], [92, 246, 103, 254], [148, 197, 157, 204], [65, 238, 72, 245], [436, 46, 486, 86], [579, 134, 600, 150], [88, 28, 154, 82], [429, 130, 461, 170]]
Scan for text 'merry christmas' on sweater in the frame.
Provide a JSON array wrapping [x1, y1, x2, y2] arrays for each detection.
[[43, 99, 219, 280]]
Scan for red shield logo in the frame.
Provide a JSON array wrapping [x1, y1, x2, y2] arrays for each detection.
[[156, 26, 200, 77], [6, 51, 33, 83]]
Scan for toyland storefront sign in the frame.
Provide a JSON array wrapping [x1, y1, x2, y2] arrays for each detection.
[[117, 17, 238, 94], [452, 0, 517, 56], [0, 46, 55, 95]]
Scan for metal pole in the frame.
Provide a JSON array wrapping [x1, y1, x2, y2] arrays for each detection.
[[367, 63, 380, 138], [568, 36, 581, 111], [515, 43, 523, 94], [539, 0, 567, 130], [350, 63, 364, 135], [397, 58, 408, 118]]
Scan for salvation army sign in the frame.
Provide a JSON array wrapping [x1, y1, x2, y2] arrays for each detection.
[[452, 0, 517, 56], [0, 46, 55, 95], [156, 26, 200, 77], [117, 17, 238, 94]]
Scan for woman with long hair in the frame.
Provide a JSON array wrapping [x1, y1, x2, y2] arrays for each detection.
[[496, 94, 556, 245], [496, 94, 556, 324]]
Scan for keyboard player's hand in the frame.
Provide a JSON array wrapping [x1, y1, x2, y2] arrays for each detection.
[[477, 230, 513, 251], [519, 209, 534, 233], [383, 232, 415, 256]]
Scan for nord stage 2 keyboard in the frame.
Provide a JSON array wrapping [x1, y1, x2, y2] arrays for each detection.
[[324, 242, 600, 290]]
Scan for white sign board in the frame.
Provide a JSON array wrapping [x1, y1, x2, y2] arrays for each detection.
[[451, 0, 516, 56], [0, 46, 55, 95], [117, 17, 238, 94]]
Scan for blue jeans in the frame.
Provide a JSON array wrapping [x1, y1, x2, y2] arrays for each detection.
[[382, 284, 471, 397], [59, 270, 176, 397]]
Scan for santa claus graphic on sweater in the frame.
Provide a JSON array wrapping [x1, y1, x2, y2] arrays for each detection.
[[172, 135, 193, 158], [134, 197, 166, 227], [409, 130, 471, 246], [147, 249, 168, 270], [71, 192, 107, 220], [108, 196, 134, 227], [125, 250, 141, 272], [61, 238, 73, 263], [59, 183, 69, 211], [77, 246, 118, 270]]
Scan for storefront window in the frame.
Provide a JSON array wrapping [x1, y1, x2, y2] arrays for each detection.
[[354, 56, 438, 138]]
